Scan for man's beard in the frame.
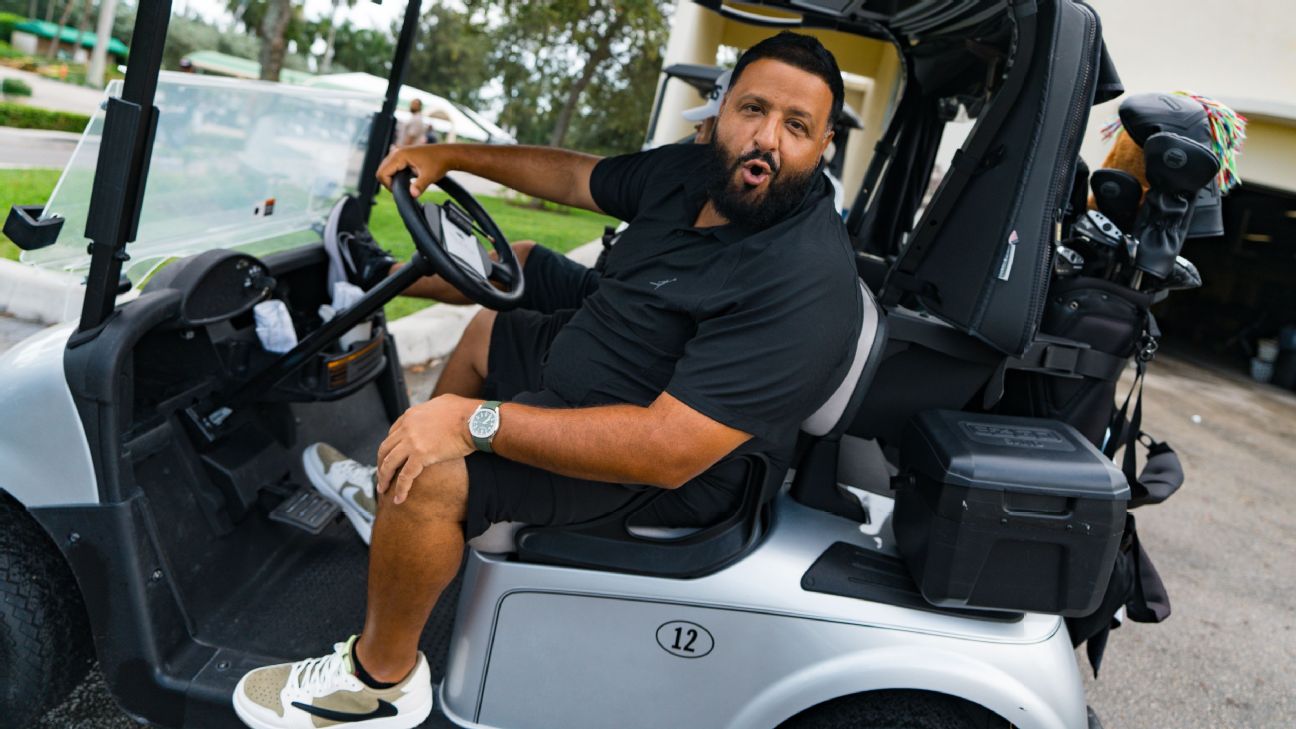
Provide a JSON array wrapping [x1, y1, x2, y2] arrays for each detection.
[[703, 134, 818, 231]]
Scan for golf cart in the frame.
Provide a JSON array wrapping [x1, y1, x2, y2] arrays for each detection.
[[2, 0, 1207, 726]]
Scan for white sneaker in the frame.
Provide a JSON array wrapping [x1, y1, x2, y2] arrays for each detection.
[[233, 636, 433, 729], [303, 443, 378, 545]]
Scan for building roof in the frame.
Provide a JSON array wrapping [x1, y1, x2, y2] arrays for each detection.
[[13, 19, 128, 56], [182, 50, 316, 85]]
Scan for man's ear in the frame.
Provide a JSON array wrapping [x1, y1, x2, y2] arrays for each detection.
[[819, 128, 835, 157]]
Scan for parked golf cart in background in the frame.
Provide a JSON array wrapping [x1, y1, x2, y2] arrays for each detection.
[[0, 0, 1208, 726]]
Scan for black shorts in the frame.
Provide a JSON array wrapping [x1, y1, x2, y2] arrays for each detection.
[[461, 255, 743, 540]]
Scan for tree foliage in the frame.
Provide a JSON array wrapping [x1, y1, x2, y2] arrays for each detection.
[[114, 7, 261, 72], [98, 0, 673, 156], [325, 22, 391, 77], [478, 0, 669, 151], [400, 4, 492, 107]]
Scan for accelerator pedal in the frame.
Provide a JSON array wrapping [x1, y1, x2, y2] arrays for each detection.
[[270, 487, 341, 534]]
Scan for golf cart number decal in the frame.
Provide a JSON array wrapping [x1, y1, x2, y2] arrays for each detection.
[[656, 621, 714, 658]]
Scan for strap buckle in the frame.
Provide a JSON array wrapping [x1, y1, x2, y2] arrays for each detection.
[[1137, 334, 1159, 363]]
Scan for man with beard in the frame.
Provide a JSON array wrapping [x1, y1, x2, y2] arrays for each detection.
[[234, 32, 861, 729]]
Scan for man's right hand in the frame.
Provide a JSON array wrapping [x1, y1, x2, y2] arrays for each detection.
[[377, 145, 459, 199]]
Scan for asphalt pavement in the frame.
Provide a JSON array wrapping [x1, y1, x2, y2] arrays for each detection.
[[0, 125, 82, 169], [0, 66, 107, 117], [0, 314, 1288, 727]]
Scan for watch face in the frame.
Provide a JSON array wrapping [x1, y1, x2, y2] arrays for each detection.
[[469, 407, 499, 439]]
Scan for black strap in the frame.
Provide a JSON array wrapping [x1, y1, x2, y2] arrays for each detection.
[[1105, 356, 1184, 508], [1124, 514, 1172, 624], [1075, 513, 1172, 676]]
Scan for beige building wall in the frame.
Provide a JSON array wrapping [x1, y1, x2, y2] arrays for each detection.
[[1081, 0, 1296, 192], [651, 1, 902, 201]]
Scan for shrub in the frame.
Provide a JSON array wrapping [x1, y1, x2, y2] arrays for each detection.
[[0, 40, 26, 60], [0, 12, 25, 40], [1, 77, 31, 97], [0, 102, 89, 132]]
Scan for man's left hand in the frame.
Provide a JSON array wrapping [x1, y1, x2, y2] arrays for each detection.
[[377, 395, 479, 504]]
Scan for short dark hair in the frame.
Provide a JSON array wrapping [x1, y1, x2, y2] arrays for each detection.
[[728, 31, 845, 131]]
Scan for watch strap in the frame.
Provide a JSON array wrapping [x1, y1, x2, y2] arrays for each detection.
[[470, 400, 502, 453]]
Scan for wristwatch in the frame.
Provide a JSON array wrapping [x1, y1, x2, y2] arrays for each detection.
[[468, 400, 502, 453]]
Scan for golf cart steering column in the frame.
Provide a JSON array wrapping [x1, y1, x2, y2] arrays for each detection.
[[219, 255, 432, 407]]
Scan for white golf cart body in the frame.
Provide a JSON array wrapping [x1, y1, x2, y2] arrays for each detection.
[[0, 1, 1121, 727], [441, 499, 1084, 729]]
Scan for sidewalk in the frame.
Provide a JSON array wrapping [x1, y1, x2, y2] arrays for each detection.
[[0, 66, 106, 117], [0, 125, 82, 169]]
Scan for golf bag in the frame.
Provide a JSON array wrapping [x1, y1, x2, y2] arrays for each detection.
[[885, 0, 1119, 356], [998, 278, 1182, 675]]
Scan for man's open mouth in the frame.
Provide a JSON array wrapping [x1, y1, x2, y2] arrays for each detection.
[[740, 159, 773, 187]]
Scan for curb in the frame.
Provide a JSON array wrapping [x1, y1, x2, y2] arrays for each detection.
[[0, 258, 86, 324]]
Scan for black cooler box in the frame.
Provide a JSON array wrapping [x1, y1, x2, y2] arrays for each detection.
[[894, 410, 1129, 616]]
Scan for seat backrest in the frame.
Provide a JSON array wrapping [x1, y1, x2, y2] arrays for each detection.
[[800, 281, 888, 439], [789, 280, 889, 518]]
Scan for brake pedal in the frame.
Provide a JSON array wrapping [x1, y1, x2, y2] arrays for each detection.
[[269, 487, 341, 534]]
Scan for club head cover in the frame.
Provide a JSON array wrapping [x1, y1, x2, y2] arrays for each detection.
[[1118, 93, 1212, 147], [1166, 256, 1203, 291], [1090, 169, 1143, 234], [1133, 132, 1221, 279]]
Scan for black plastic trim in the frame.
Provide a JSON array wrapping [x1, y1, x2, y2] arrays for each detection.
[[801, 541, 1023, 621], [3, 204, 63, 250]]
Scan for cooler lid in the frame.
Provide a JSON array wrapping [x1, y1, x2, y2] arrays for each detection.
[[903, 410, 1130, 500]]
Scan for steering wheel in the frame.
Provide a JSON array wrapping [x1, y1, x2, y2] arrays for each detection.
[[390, 168, 525, 310]]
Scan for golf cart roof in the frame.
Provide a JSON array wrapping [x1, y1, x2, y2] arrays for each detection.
[[693, 0, 1009, 41]]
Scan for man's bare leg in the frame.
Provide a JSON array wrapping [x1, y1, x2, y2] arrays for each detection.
[[353, 458, 468, 682], [432, 309, 496, 398]]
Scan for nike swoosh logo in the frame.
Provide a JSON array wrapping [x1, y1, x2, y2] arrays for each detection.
[[341, 486, 374, 524], [291, 698, 398, 722]]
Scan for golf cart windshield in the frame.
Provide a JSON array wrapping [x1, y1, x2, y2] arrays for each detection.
[[23, 72, 380, 283]]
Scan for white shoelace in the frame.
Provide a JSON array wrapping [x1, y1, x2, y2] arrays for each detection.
[[289, 642, 353, 697], [332, 459, 377, 493]]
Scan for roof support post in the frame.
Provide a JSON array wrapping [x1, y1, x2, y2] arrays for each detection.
[[75, 0, 170, 338], [356, 0, 423, 221]]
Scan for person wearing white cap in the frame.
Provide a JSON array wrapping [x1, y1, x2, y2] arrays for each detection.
[[683, 68, 846, 215], [682, 70, 733, 144]]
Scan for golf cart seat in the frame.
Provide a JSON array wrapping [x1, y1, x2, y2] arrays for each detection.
[[512, 281, 887, 577]]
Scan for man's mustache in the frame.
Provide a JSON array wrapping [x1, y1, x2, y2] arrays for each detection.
[[732, 148, 779, 177]]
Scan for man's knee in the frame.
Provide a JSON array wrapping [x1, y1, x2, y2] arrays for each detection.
[[378, 459, 469, 523], [456, 308, 497, 370], [512, 240, 536, 269]]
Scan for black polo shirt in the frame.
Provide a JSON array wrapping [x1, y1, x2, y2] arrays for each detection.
[[541, 143, 862, 473]]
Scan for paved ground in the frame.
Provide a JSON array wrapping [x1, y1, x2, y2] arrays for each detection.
[[1080, 350, 1296, 728], [0, 313, 1288, 727], [0, 126, 82, 169], [0, 66, 107, 116], [0, 312, 45, 349]]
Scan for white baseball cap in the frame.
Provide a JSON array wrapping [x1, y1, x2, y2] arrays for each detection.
[[682, 70, 733, 122]]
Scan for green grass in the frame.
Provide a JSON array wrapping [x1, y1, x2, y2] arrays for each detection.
[[367, 188, 614, 319], [0, 168, 60, 261], [0, 169, 615, 319]]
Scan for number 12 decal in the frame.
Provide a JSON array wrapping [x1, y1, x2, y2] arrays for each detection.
[[656, 621, 714, 658]]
